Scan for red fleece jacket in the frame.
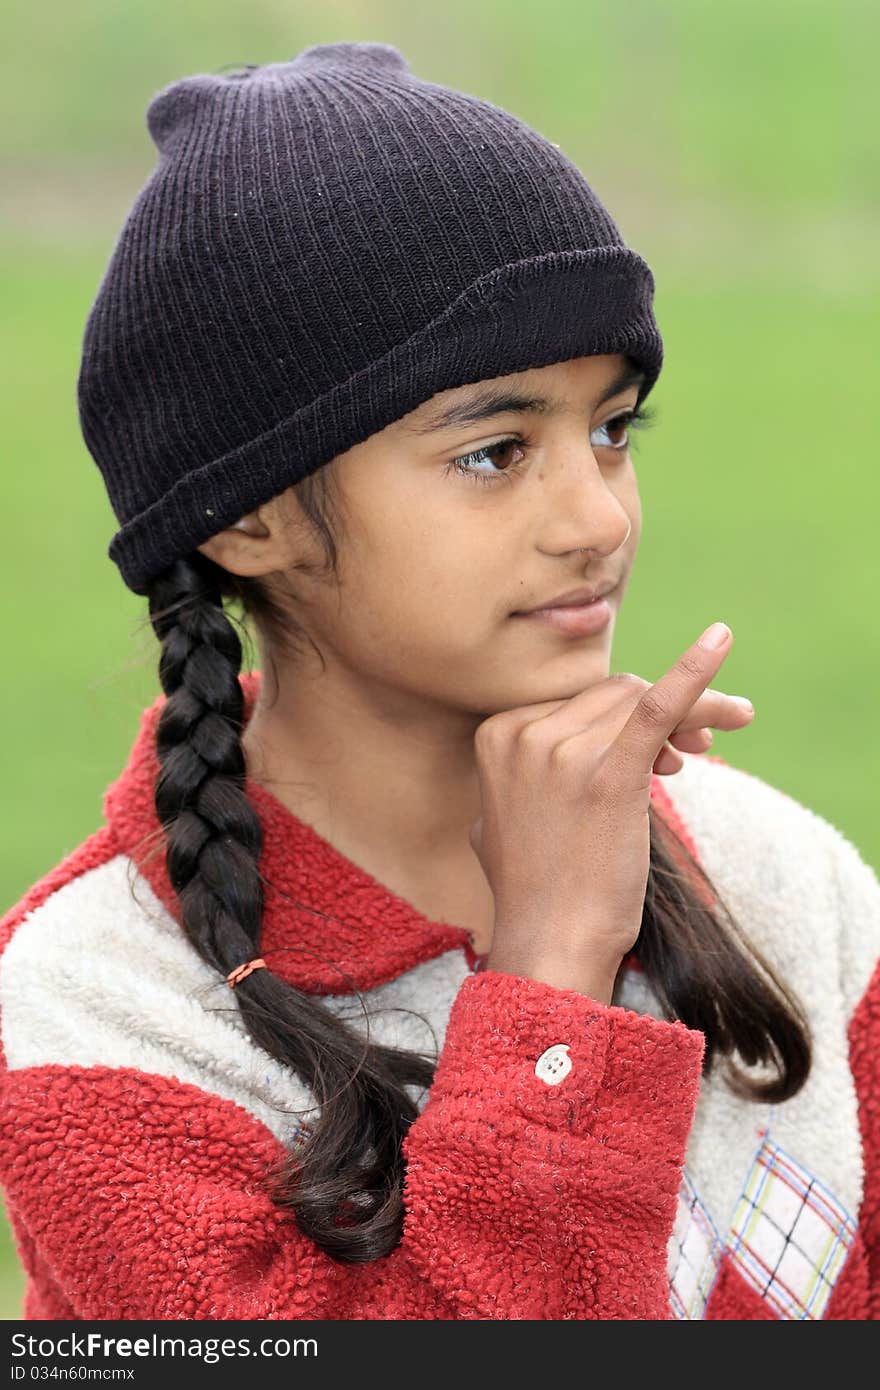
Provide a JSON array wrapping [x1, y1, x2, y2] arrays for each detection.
[[0, 671, 877, 1319]]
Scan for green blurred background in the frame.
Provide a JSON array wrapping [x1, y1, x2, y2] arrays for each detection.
[[1, 0, 877, 1317]]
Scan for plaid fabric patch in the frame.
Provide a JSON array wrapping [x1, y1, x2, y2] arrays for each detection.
[[668, 1173, 724, 1319], [728, 1136, 856, 1319]]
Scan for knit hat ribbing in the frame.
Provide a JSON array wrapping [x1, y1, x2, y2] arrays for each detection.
[[77, 40, 664, 596]]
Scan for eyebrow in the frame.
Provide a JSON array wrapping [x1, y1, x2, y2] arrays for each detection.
[[404, 366, 647, 436]]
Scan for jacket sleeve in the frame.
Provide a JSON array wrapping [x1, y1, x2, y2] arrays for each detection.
[[832, 830, 880, 1318], [0, 968, 703, 1321]]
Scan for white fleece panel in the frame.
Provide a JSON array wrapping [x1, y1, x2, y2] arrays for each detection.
[[0, 854, 471, 1145], [617, 752, 878, 1265]]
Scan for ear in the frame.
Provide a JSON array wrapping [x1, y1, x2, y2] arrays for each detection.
[[196, 504, 283, 576]]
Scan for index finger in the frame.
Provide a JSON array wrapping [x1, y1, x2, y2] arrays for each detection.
[[615, 622, 733, 765]]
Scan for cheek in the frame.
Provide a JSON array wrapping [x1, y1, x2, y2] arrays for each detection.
[[337, 518, 500, 652]]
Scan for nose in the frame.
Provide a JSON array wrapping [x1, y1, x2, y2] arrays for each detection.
[[537, 444, 633, 557]]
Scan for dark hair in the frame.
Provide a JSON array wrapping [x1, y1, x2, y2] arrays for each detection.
[[142, 461, 811, 1265]]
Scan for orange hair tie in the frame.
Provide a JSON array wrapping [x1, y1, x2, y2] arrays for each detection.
[[226, 957, 267, 988]]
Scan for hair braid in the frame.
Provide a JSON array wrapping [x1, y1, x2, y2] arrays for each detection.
[[151, 557, 264, 975]]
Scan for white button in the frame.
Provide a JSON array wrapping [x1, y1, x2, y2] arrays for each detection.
[[534, 1043, 572, 1086]]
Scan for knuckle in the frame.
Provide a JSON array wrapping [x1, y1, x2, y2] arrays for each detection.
[[474, 716, 506, 754], [636, 687, 672, 725], [677, 651, 707, 682], [473, 721, 491, 751], [548, 736, 579, 772], [516, 720, 548, 754]]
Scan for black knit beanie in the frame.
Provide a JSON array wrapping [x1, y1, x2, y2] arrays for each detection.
[[77, 40, 664, 597]]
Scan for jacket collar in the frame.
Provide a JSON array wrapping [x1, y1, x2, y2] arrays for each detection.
[[103, 670, 697, 993]]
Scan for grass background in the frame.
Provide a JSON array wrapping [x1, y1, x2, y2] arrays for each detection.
[[1, 0, 877, 1317]]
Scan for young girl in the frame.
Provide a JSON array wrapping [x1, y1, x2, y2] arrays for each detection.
[[1, 40, 877, 1322]]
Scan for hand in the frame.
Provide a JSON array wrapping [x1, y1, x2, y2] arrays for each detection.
[[469, 623, 753, 999]]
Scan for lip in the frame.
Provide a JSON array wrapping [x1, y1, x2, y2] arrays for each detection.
[[513, 596, 614, 636], [519, 582, 618, 612]]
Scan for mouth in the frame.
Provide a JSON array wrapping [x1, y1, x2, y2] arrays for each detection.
[[513, 580, 619, 614], [510, 585, 617, 638]]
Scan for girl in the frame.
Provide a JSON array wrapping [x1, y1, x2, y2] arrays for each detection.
[[1, 40, 877, 1321]]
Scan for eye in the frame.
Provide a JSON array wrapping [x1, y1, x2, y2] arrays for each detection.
[[594, 408, 640, 451], [446, 437, 527, 485], [445, 403, 658, 486], [591, 402, 659, 453]]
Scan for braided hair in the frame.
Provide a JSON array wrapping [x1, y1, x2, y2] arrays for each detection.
[[140, 468, 811, 1264]]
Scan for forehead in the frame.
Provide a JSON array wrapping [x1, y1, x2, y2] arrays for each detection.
[[402, 353, 641, 436]]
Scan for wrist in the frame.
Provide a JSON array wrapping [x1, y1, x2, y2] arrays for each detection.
[[483, 947, 623, 1005]]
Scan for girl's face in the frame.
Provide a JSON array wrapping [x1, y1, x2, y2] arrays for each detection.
[[220, 353, 645, 719]]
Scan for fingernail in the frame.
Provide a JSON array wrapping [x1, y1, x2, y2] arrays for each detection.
[[698, 622, 731, 650], [729, 695, 754, 713]]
